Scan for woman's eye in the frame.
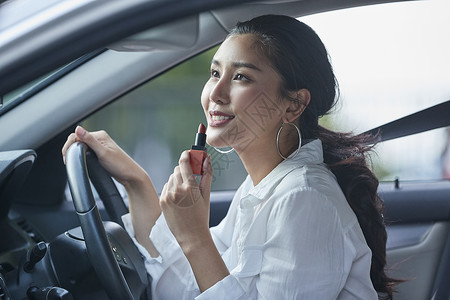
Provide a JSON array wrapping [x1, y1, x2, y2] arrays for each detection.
[[234, 73, 250, 81], [211, 70, 220, 78]]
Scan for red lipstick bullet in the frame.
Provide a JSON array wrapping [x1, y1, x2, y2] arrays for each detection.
[[189, 123, 207, 175]]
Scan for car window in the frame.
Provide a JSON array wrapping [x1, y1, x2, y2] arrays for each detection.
[[84, 0, 450, 194], [83, 47, 247, 193], [300, 0, 450, 182]]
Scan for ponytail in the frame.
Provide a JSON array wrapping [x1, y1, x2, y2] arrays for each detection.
[[317, 126, 400, 299]]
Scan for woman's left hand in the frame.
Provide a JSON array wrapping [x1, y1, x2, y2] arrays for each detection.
[[160, 151, 213, 250]]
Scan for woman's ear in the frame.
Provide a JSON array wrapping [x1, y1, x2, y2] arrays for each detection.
[[283, 89, 310, 123]]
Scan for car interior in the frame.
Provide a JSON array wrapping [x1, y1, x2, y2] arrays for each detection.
[[0, 0, 449, 299]]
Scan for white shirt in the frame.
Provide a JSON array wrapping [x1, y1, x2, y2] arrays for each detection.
[[123, 139, 378, 299]]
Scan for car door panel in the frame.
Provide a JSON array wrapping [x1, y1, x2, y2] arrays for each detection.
[[387, 222, 449, 300], [381, 181, 450, 300]]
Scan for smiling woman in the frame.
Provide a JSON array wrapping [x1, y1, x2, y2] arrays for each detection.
[[202, 34, 294, 164], [62, 13, 399, 299], [1, 0, 449, 299]]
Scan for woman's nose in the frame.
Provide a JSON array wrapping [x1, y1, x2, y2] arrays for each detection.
[[209, 78, 229, 105]]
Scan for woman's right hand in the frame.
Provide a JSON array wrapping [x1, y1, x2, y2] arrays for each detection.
[[62, 126, 146, 188], [63, 126, 162, 257]]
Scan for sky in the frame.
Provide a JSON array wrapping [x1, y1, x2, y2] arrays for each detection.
[[300, 0, 450, 180]]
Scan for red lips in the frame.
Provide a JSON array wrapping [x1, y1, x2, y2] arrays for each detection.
[[209, 110, 235, 127]]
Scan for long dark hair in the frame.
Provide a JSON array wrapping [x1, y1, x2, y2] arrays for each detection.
[[231, 15, 399, 299]]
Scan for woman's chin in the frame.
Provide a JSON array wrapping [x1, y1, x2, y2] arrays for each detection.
[[206, 136, 231, 149]]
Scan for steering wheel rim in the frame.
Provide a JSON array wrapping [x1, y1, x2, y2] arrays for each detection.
[[65, 142, 135, 300], [85, 149, 129, 228]]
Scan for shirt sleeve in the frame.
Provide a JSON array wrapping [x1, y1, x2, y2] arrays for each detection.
[[121, 177, 249, 300], [122, 213, 201, 299]]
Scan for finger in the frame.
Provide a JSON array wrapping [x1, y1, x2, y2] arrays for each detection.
[[75, 126, 105, 156], [173, 166, 183, 185], [179, 151, 197, 185], [166, 173, 176, 191], [199, 155, 213, 197], [62, 133, 77, 164], [160, 183, 168, 207], [163, 174, 183, 206]]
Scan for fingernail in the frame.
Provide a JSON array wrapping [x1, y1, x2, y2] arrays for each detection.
[[77, 126, 86, 137]]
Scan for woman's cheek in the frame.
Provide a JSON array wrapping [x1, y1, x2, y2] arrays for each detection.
[[203, 83, 216, 108]]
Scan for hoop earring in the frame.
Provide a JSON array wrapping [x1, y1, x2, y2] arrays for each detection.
[[214, 147, 235, 154], [276, 122, 302, 160]]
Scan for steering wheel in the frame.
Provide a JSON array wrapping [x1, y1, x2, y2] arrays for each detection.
[[65, 142, 147, 300]]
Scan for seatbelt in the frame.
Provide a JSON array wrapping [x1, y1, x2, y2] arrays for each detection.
[[363, 100, 450, 142]]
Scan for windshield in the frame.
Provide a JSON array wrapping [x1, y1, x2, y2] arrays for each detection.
[[0, 0, 95, 114], [1, 75, 48, 111], [0, 51, 102, 115]]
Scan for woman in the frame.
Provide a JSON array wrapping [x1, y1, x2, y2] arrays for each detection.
[[63, 15, 397, 299]]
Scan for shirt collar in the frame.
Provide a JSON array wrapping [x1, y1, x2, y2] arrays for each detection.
[[240, 139, 324, 209]]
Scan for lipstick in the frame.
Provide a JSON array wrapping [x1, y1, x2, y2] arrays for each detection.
[[189, 123, 207, 175]]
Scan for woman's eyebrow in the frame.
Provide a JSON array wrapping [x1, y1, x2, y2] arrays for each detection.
[[233, 61, 262, 72], [211, 59, 262, 72]]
